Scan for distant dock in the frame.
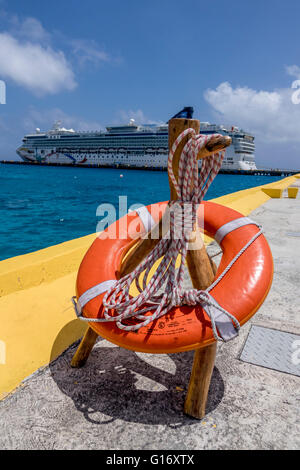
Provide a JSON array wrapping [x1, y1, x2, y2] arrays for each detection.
[[1, 159, 299, 177]]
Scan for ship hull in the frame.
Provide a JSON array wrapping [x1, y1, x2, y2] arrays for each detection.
[[17, 148, 256, 171], [17, 149, 169, 169]]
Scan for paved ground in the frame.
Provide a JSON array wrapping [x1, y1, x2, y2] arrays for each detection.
[[0, 187, 299, 450]]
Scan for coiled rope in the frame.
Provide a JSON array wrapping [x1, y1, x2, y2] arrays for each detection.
[[97, 128, 250, 341]]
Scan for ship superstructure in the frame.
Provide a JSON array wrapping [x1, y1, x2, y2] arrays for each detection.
[[17, 119, 256, 170], [200, 122, 256, 171]]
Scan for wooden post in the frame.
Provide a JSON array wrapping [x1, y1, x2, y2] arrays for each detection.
[[184, 342, 217, 418], [168, 118, 217, 419], [71, 325, 99, 368]]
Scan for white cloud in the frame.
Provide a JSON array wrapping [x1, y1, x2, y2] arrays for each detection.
[[285, 65, 300, 79], [0, 33, 76, 95], [204, 79, 300, 143], [23, 107, 102, 132], [70, 39, 110, 66], [0, 12, 116, 94], [9, 16, 50, 42], [115, 109, 163, 125]]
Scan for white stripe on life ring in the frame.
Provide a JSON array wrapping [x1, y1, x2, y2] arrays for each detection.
[[74, 279, 118, 316], [135, 206, 156, 233], [214, 217, 260, 245]]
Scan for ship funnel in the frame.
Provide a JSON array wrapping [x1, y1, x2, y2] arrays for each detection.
[[168, 107, 194, 121]]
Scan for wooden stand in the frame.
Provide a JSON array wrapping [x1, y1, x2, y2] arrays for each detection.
[[71, 118, 231, 419], [71, 325, 99, 368]]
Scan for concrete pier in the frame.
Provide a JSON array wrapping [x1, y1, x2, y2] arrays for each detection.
[[0, 177, 299, 450]]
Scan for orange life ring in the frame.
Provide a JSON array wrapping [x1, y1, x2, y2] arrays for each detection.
[[75, 201, 273, 353]]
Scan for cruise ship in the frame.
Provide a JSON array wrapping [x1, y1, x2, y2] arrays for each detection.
[[17, 117, 256, 171]]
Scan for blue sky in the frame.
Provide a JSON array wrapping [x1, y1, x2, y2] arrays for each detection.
[[0, 0, 300, 168]]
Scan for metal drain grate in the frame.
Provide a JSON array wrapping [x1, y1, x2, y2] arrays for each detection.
[[286, 232, 300, 237], [240, 325, 300, 377]]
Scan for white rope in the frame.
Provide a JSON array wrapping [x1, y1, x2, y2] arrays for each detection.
[[74, 129, 263, 342]]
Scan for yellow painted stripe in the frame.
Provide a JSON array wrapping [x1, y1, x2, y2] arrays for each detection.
[[0, 233, 97, 298], [0, 174, 298, 399], [0, 272, 86, 399]]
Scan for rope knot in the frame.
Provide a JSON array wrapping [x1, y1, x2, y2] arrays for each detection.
[[170, 288, 207, 307], [170, 287, 182, 307], [180, 289, 208, 306], [169, 200, 197, 241], [196, 290, 210, 305], [182, 289, 197, 306]]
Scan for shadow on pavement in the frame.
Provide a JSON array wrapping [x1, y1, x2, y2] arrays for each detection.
[[49, 322, 224, 428]]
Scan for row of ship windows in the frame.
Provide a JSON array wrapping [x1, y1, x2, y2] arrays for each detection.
[[59, 156, 164, 163], [53, 155, 247, 163], [235, 138, 254, 143], [52, 157, 249, 165], [234, 142, 255, 147], [38, 149, 168, 153], [235, 146, 255, 150], [42, 154, 251, 161], [235, 151, 254, 154], [27, 138, 168, 144], [29, 143, 168, 148], [235, 142, 255, 146], [235, 146, 255, 151], [65, 155, 163, 160], [49, 154, 251, 164], [27, 133, 168, 138]]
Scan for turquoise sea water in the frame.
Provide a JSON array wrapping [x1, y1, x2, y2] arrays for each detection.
[[0, 164, 282, 261]]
